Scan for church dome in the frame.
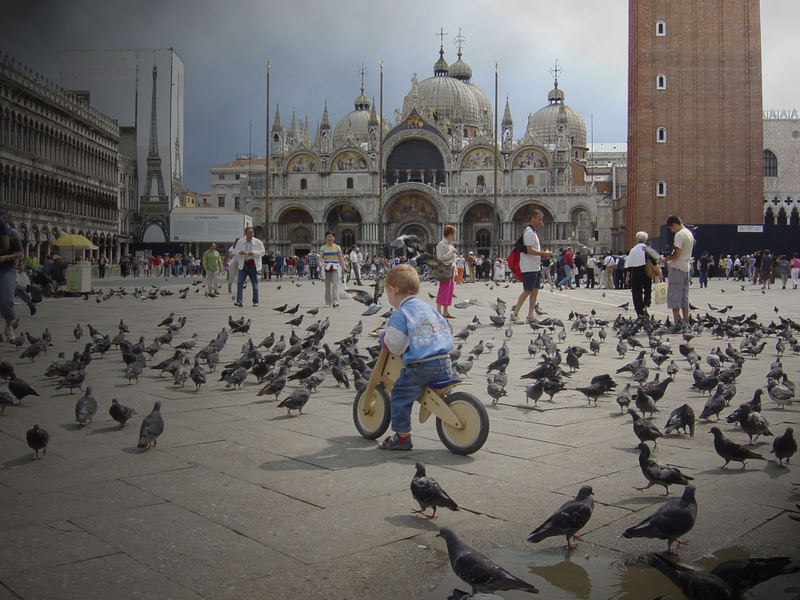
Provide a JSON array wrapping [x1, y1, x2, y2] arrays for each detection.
[[333, 87, 372, 146], [527, 81, 587, 148], [409, 47, 492, 132]]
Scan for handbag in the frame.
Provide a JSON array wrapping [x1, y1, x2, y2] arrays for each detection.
[[653, 281, 668, 304], [428, 259, 453, 282], [644, 259, 661, 279]]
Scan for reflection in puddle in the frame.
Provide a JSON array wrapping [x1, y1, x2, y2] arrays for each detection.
[[421, 545, 800, 599]]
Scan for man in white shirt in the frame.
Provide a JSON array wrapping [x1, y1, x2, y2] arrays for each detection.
[[659, 215, 695, 328], [510, 209, 552, 321], [233, 227, 265, 307], [349, 246, 363, 285]]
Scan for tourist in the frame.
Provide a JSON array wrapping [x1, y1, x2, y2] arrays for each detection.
[[321, 231, 345, 307], [511, 209, 552, 321], [659, 215, 695, 328], [435, 225, 457, 318], [349, 245, 363, 285], [202, 243, 222, 296], [625, 231, 662, 317], [233, 226, 265, 307]]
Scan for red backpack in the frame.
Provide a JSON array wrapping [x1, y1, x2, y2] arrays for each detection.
[[506, 230, 528, 282]]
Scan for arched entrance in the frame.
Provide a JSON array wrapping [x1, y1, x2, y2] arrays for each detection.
[[511, 203, 556, 245], [278, 207, 313, 254], [463, 202, 497, 256], [325, 203, 362, 247], [384, 191, 439, 250]]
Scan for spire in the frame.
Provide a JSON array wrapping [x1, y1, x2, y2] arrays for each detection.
[[501, 97, 513, 128], [320, 101, 331, 130], [548, 59, 565, 104], [433, 27, 449, 76], [271, 105, 282, 132], [147, 64, 160, 156], [303, 116, 311, 145], [288, 109, 298, 139], [368, 99, 379, 126]]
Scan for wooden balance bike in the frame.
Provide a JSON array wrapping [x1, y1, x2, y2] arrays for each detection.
[[353, 348, 489, 455]]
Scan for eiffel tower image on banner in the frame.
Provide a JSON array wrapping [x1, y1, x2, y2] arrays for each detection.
[[139, 61, 169, 241]]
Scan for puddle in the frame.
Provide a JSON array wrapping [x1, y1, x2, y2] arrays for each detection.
[[419, 545, 800, 599]]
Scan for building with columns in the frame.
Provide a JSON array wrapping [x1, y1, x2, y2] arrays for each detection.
[[208, 45, 612, 259], [0, 52, 120, 261], [763, 109, 800, 227]]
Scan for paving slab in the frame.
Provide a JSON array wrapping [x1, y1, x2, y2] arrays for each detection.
[[0, 273, 797, 598]]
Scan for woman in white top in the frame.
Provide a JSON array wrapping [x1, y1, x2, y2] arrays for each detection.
[[493, 257, 505, 282], [435, 225, 457, 318], [624, 231, 663, 317]]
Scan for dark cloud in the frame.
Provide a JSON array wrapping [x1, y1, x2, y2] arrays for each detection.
[[3, 0, 793, 192]]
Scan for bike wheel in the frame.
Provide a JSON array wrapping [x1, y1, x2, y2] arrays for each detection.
[[435, 391, 490, 455], [353, 384, 391, 439]]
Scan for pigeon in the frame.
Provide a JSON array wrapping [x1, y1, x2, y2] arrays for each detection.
[[436, 527, 539, 595], [109, 399, 135, 429], [622, 484, 697, 554], [575, 381, 606, 406], [527, 485, 594, 549], [410, 462, 459, 519], [74, 387, 98, 426], [664, 403, 695, 437], [710, 556, 800, 594], [277, 383, 312, 416], [634, 388, 657, 418], [486, 382, 507, 405], [0, 390, 15, 413], [26, 424, 49, 459], [9, 375, 39, 404], [175, 333, 198, 351], [641, 553, 737, 600], [190, 359, 207, 391], [736, 404, 773, 445], [73, 323, 83, 340], [770, 427, 796, 467], [698, 385, 726, 421], [138, 401, 164, 449], [616, 383, 632, 412], [634, 442, 694, 496], [726, 389, 763, 425], [524, 380, 544, 406], [709, 426, 765, 469], [628, 408, 663, 449]]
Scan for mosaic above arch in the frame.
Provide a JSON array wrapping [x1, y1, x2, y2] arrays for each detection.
[[287, 153, 319, 173], [513, 148, 549, 169], [461, 147, 497, 169], [385, 193, 438, 221], [331, 151, 368, 171]]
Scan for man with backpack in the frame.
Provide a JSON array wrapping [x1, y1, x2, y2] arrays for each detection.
[[510, 210, 552, 322]]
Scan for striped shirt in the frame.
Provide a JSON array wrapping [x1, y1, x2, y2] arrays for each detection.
[[321, 244, 341, 266]]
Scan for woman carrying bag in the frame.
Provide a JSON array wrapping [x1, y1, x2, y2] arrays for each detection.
[[435, 225, 457, 318], [624, 231, 663, 317]]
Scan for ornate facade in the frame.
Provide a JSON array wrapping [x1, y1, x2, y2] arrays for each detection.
[[0, 53, 119, 260], [763, 109, 800, 226], [209, 45, 611, 258]]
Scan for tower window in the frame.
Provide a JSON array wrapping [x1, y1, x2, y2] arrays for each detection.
[[656, 74, 667, 90], [346, 177, 354, 189], [763, 149, 777, 177], [656, 181, 666, 197], [218, 196, 225, 208], [657, 127, 667, 143], [656, 20, 666, 36], [300, 178, 307, 190]]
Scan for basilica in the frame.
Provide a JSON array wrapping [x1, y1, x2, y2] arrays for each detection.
[[209, 44, 612, 258]]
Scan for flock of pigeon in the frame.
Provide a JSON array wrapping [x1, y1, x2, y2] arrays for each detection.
[[2, 263, 799, 599]]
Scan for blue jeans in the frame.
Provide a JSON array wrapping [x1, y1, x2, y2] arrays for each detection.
[[557, 265, 574, 288], [236, 264, 259, 304], [390, 357, 452, 434], [0, 269, 17, 321]]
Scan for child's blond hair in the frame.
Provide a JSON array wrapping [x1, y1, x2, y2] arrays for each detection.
[[385, 264, 420, 295]]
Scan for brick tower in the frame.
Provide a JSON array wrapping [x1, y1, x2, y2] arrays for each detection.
[[626, 0, 763, 248]]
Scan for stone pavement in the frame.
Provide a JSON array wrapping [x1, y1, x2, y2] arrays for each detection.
[[0, 273, 798, 599]]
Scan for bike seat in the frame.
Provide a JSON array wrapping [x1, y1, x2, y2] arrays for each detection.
[[430, 377, 463, 389]]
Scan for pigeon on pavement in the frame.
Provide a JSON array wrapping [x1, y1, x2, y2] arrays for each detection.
[[771, 427, 797, 467], [410, 462, 459, 519], [26, 424, 49, 459], [527, 485, 594, 549], [709, 427, 765, 469], [437, 527, 539, 595], [664, 403, 695, 437], [138, 401, 164, 449], [277, 383, 312, 416], [74, 387, 98, 426], [622, 484, 697, 554], [109, 399, 135, 429], [628, 408, 663, 449], [634, 442, 694, 496]]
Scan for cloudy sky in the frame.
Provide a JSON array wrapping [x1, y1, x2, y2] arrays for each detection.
[[2, 0, 798, 192]]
